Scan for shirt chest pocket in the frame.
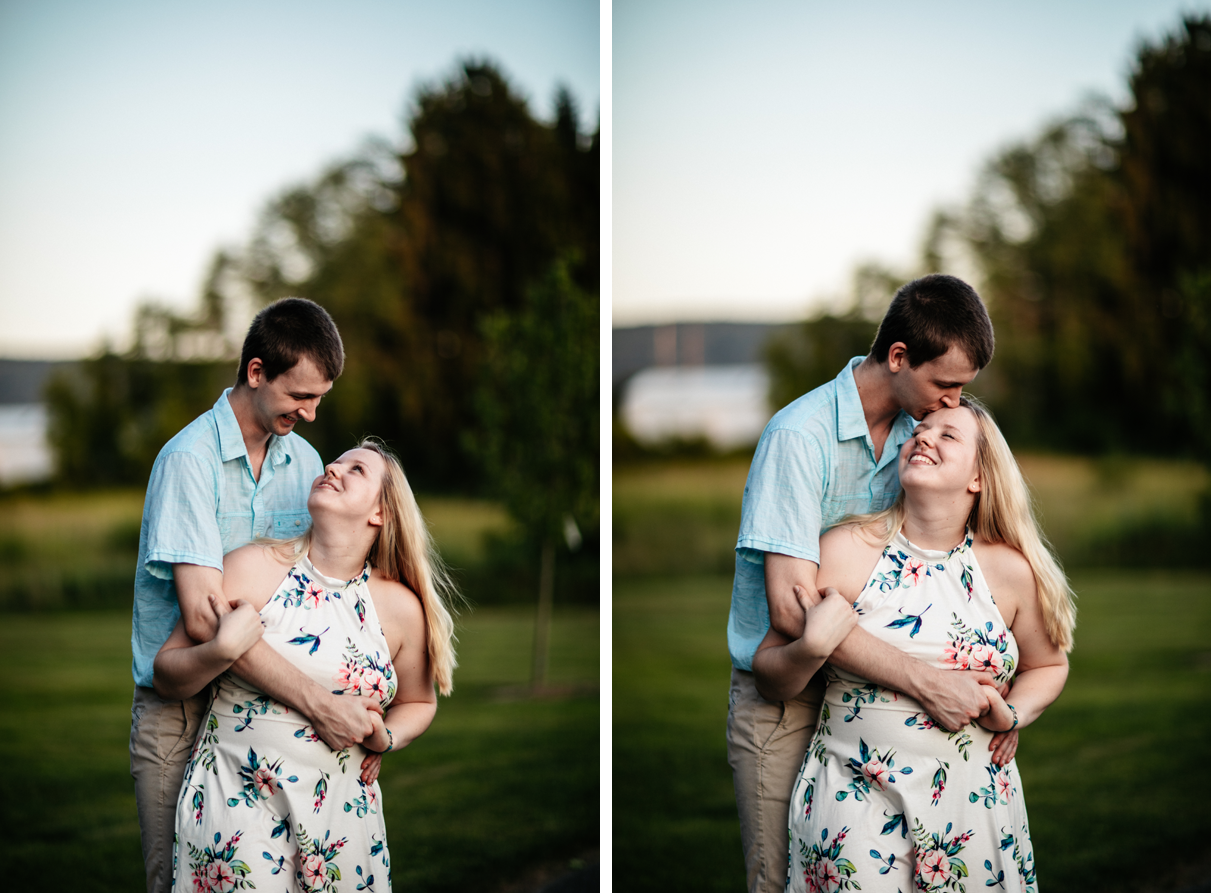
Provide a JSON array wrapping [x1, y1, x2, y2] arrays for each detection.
[[272, 512, 311, 538]]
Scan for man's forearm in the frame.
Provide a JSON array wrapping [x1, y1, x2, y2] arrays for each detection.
[[231, 639, 324, 720], [827, 625, 929, 697]]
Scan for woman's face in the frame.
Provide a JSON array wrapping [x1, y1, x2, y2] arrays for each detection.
[[308, 447, 387, 526], [897, 405, 982, 497]]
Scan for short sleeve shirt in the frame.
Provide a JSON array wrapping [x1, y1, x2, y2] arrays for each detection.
[[727, 357, 917, 670], [130, 388, 325, 687]]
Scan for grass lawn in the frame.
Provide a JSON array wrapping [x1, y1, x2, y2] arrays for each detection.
[[613, 570, 1211, 893], [0, 604, 598, 892]]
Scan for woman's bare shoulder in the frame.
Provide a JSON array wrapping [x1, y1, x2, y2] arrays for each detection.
[[222, 543, 293, 603], [972, 538, 1036, 594], [821, 523, 883, 562], [366, 570, 425, 630], [818, 523, 883, 594]]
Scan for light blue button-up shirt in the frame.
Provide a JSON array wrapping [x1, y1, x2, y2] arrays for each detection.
[[130, 388, 324, 687], [727, 357, 917, 670]]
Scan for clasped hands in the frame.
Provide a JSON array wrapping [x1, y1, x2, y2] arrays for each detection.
[[208, 593, 390, 784]]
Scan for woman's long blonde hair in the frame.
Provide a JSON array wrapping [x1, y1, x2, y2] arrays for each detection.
[[850, 396, 1076, 651], [267, 438, 461, 694]]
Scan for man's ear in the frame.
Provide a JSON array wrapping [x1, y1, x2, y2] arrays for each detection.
[[245, 358, 265, 389], [886, 342, 910, 373]]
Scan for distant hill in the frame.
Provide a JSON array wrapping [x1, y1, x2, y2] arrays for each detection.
[[0, 359, 76, 405], [612, 322, 793, 390]]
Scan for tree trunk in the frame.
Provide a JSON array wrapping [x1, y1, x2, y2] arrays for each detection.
[[531, 538, 555, 691]]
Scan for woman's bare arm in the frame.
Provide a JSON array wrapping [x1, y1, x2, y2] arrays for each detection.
[[974, 542, 1069, 733], [358, 574, 439, 783], [153, 594, 264, 700]]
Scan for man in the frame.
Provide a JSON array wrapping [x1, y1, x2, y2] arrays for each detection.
[[726, 274, 1013, 893], [129, 297, 378, 893]]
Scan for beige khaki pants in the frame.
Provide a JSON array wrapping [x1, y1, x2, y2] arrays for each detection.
[[726, 667, 825, 893], [130, 685, 208, 893]]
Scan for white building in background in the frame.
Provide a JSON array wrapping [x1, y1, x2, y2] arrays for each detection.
[[621, 363, 772, 450], [0, 403, 52, 484]]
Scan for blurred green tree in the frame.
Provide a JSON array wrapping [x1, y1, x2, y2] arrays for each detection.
[[46, 59, 600, 499], [469, 259, 599, 687]]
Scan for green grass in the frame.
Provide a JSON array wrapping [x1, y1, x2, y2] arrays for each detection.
[[0, 489, 533, 610], [613, 453, 1210, 576], [0, 605, 598, 892], [612, 571, 1211, 893]]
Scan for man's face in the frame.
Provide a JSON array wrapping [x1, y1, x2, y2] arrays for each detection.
[[246, 355, 333, 438], [889, 343, 979, 421]]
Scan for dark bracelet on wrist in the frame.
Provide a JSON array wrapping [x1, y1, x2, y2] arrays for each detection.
[[1007, 703, 1018, 730], [382, 727, 394, 753]]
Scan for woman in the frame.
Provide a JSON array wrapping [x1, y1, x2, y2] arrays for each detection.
[[754, 397, 1075, 893], [153, 439, 458, 892]]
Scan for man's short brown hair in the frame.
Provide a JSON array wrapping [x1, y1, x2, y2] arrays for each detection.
[[870, 274, 994, 370], [237, 297, 344, 385]]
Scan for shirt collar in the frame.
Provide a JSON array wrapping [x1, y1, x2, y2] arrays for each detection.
[[834, 357, 916, 466], [214, 388, 292, 467], [835, 356, 871, 442]]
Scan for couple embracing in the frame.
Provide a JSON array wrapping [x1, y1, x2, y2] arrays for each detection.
[[728, 275, 1076, 893], [129, 298, 457, 893]]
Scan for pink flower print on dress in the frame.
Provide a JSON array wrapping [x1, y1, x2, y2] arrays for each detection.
[[941, 642, 972, 670], [301, 853, 327, 890], [861, 757, 890, 792], [815, 858, 842, 893], [207, 860, 237, 893], [918, 847, 951, 886], [191, 870, 213, 893], [996, 768, 1014, 800], [902, 557, 927, 586], [363, 671, 389, 701], [969, 643, 1003, 675], [303, 581, 326, 608], [253, 766, 277, 799], [334, 661, 365, 695]]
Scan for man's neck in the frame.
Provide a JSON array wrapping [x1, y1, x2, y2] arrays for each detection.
[[226, 385, 272, 480], [851, 357, 904, 461]]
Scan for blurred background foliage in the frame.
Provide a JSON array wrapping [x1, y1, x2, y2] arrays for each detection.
[[767, 17, 1211, 464], [37, 59, 599, 608]]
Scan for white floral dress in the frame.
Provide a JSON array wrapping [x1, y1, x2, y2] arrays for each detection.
[[172, 554, 396, 892], [787, 531, 1036, 893]]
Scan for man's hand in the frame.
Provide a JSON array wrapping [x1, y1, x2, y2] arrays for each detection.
[[309, 695, 383, 752], [360, 751, 384, 785], [913, 667, 1001, 732]]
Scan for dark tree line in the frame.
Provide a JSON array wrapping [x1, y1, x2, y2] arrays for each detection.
[[49, 60, 599, 494], [770, 16, 1211, 463]]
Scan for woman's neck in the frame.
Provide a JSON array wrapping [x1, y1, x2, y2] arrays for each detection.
[[900, 492, 972, 552], [307, 520, 376, 582]]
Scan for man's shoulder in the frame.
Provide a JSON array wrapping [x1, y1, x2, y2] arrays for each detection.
[[155, 405, 223, 466], [765, 377, 841, 439]]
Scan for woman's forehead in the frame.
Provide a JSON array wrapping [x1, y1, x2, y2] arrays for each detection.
[[336, 447, 386, 470], [915, 405, 978, 433]]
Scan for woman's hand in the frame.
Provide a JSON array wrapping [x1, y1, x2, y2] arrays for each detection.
[[989, 729, 1019, 767], [209, 593, 264, 662], [799, 586, 860, 660], [975, 684, 1016, 733], [359, 701, 390, 784]]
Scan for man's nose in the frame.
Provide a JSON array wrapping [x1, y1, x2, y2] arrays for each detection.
[[939, 390, 960, 409], [297, 402, 317, 422]]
